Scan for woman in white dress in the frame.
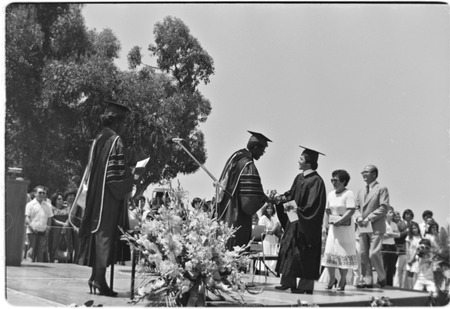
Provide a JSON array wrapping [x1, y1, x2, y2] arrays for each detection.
[[258, 203, 281, 273], [321, 170, 357, 291]]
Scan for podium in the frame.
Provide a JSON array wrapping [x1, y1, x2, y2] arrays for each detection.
[[6, 179, 29, 266]]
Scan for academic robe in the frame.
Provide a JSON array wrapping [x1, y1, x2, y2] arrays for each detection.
[[77, 127, 133, 268], [275, 171, 326, 280], [217, 148, 266, 249]]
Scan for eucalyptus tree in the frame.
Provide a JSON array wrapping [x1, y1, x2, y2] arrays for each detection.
[[7, 5, 215, 197], [125, 16, 214, 197]]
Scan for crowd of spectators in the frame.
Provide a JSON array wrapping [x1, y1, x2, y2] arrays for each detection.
[[23, 178, 449, 299], [247, 167, 449, 299]]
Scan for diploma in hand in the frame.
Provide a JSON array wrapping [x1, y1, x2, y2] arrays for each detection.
[[283, 200, 298, 222], [358, 221, 373, 233], [134, 157, 149, 179]]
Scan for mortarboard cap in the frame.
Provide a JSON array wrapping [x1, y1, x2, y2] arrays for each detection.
[[247, 130, 272, 147], [103, 99, 131, 117], [299, 145, 325, 163]]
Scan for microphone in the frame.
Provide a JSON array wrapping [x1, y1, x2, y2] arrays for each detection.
[[172, 137, 184, 143], [165, 136, 184, 144]]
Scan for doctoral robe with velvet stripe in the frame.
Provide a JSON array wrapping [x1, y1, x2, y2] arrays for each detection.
[[217, 148, 266, 249], [275, 171, 327, 279], [77, 127, 133, 268]]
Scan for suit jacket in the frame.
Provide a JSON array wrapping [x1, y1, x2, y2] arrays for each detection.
[[355, 181, 389, 235]]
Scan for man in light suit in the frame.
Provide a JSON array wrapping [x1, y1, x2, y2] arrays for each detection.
[[355, 164, 389, 288]]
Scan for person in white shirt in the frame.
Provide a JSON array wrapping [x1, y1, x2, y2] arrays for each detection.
[[382, 206, 400, 286], [25, 185, 54, 262], [257, 203, 281, 273], [409, 238, 436, 295]]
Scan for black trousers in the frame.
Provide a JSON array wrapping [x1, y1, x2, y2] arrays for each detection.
[[382, 244, 398, 286]]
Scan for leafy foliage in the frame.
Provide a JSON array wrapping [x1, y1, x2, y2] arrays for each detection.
[[6, 4, 214, 197], [121, 185, 250, 306], [149, 16, 215, 92]]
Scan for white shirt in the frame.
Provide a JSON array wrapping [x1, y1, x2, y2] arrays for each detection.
[[383, 220, 399, 245], [25, 199, 53, 232]]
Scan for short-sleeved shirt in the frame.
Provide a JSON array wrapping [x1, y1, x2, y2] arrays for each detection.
[[326, 189, 356, 215], [25, 199, 54, 233]]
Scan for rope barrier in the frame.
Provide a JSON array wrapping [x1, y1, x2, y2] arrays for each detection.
[[23, 224, 76, 230]]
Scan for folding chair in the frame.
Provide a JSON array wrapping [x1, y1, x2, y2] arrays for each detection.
[[247, 225, 278, 293]]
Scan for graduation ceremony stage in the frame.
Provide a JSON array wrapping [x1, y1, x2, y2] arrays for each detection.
[[5, 261, 431, 307]]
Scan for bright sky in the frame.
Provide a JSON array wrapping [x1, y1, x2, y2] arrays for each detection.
[[82, 3, 450, 228]]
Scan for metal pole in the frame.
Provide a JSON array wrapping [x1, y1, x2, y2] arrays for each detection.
[[172, 138, 228, 219], [173, 140, 218, 183]]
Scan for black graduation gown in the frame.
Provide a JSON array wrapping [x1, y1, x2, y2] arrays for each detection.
[[275, 171, 326, 280], [217, 149, 266, 249], [78, 128, 133, 268]]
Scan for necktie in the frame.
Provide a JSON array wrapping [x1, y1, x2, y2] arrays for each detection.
[[364, 185, 369, 201]]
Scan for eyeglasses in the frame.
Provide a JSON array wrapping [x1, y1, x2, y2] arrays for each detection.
[[37, 192, 47, 195], [361, 171, 374, 175], [330, 178, 341, 183]]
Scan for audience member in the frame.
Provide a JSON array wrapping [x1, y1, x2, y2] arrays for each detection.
[[382, 206, 400, 286], [202, 200, 212, 213], [404, 221, 423, 289], [65, 189, 81, 262], [409, 238, 437, 294], [191, 197, 202, 210], [321, 169, 357, 291], [25, 185, 54, 262], [257, 203, 281, 273], [393, 209, 415, 288], [151, 191, 167, 212], [128, 195, 147, 232], [419, 210, 433, 237], [424, 222, 440, 250], [49, 192, 73, 263], [355, 164, 389, 288]]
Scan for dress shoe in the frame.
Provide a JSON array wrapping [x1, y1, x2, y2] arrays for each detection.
[[377, 279, 386, 288], [291, 288, 313, 294], [92, 281, 118, 297], [325, 279, 338, 290], [355, 283, 373, 289], [274, 285, 290, 290]]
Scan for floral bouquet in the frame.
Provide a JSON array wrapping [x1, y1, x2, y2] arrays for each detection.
[[120, 186, 252, 307], [370, 296, 393, 307]]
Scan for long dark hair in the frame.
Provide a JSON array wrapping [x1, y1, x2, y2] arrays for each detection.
[[262, 203, 276, 219], [50, 192, 64, 207], [408, 221, 422, 240]]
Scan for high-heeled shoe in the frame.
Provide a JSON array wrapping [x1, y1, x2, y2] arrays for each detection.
[[92, 281, 118, 297], [338, 280, 346, 291], [325, 278, 338, 290], [88, 279, 94, 294]]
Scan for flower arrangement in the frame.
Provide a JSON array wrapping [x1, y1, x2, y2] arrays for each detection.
[[121, 184, 252, 306], [370, 296, 393, 307]]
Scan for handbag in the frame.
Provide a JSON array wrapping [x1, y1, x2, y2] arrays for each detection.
[[55, 233, 70, 261], [55, 248, 70, 261], [329, 214, 351, 226]]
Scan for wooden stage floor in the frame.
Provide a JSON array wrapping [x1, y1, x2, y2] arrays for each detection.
[[4, 261, 431, 307]]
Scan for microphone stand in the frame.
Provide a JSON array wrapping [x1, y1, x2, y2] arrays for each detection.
[[171, 138, 224, 217]]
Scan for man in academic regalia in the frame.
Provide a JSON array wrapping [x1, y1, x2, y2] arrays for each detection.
[[275, 146, 327, 294], [216, 130, 271, 250], [77, 100, 137, 296]]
